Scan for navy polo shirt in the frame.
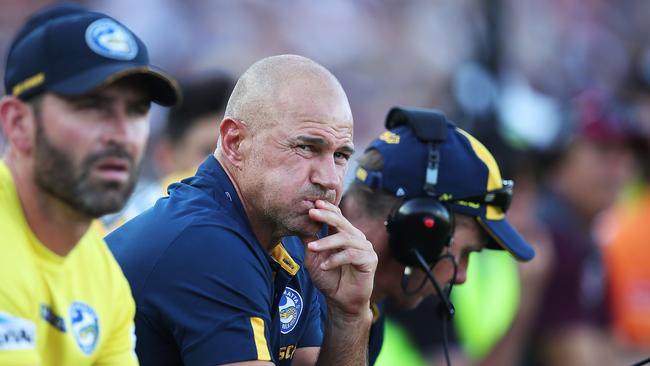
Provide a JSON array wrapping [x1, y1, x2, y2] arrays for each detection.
[[107, 156, 323, 366]]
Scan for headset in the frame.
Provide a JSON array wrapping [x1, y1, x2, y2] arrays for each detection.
[[382, 106, 457, 366], [384, 107, 455, 267], [382, 106, 456, 307]]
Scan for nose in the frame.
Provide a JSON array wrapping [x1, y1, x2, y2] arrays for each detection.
[[454, 270, 467, 285], [311, 155, 341, 193], [101, 105, 130, 146], [454, 257, 469, 284]]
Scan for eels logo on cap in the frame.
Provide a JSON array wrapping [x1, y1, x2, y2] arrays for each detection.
[[85, 18, 138, 60]]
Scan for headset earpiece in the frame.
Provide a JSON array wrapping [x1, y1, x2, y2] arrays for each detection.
[[383, 106, 454, 267], [386, 197, 454, 266]]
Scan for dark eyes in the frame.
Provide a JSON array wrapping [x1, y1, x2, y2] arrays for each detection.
[[295, 145, 350, 162], [296, 144, 313, 152], [334, 151, 351, 161], [127, 102, 151, 116], [71, 99, 104, 110]]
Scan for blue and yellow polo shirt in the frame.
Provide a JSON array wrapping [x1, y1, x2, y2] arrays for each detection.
[[107, 156, 323, 365]]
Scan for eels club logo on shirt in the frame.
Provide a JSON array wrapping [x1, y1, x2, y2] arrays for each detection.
[[279, 287, 303, 334], [70, 302, 100, 355]]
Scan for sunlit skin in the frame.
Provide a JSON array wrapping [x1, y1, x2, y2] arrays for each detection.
[[241, 118, 355, 240], [218, 66, 355, 248], [0, 78, 151, 255]]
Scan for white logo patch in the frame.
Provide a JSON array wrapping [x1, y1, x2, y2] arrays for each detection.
[[0, 312, 36, 350], [70, 302, 99, 355], [85, 18, 138, 60], [279, 287, 303, 334]]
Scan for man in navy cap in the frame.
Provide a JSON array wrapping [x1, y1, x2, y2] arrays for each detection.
[[0, 3, 178, 366], [320, 107, 536, 365]]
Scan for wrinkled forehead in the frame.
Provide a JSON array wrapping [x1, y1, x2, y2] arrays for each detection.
[[268, 114, 354, 152]]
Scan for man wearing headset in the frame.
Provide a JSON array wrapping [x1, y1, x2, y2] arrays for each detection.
[[294, 107, 536, 365]]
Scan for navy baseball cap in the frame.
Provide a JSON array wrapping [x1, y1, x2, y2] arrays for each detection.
[[355, 117, 535, 261], [4, 3, 179, 106]]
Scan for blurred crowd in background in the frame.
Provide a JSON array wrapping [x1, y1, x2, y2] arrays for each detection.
[[2, 0, 650, 365]]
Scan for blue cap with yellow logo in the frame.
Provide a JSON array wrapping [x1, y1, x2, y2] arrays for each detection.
[[4, 3, 179, 106], [355, 119, 535, 261]]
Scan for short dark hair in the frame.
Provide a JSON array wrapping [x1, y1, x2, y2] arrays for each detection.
[[164, 74, 234, 146], [345, 149, 400, 219]]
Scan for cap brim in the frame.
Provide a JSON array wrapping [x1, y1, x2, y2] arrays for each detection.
[[477, 217, 535, 261], [49, 63, 180, 106]]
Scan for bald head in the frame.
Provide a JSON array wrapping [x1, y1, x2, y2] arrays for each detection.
[[223, 54, 351, 132], [215, 54, 354, 245]]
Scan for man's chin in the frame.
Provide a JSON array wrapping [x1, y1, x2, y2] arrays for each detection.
[[76, 185, 133, 217], [285, 217, 323, 241]]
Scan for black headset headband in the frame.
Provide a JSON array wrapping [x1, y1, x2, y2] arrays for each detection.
[[386, 107, 448, 143], [386, 107, 449, 196]]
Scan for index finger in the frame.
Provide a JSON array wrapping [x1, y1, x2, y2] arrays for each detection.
[[314, 199, 342, 214], [309, 200, 361, 237]]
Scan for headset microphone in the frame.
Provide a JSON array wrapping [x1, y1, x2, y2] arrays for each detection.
[[413, 249, 455, 318]]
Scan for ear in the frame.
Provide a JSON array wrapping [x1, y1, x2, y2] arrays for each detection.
[[217, 117, 248, 169], [0, 96, 36, 154]]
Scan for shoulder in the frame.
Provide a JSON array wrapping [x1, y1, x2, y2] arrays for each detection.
[[163, 223, 268, 268], [76, 228, 133, 289], [124, 222, 272, 301]]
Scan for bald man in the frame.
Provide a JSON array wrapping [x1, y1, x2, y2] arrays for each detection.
[[106, 55, 377, 366]]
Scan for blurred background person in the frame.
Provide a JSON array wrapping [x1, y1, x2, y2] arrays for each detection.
[[153, 73, 234, 186], [597, 70, 650, 359], [528, 90, 644, 366]]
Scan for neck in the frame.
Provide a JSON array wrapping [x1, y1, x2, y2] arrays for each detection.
[[215, 153, 278, 252], [7, 155, 91, 257]]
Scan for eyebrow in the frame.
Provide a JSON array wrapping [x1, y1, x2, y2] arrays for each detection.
[[295, 135, 355, 155]]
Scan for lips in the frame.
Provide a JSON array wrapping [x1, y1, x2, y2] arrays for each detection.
[[93, 158, 131, 182], [304, 195, 335, 205]]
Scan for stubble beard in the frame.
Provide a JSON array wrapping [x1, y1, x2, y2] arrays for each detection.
[[32, 118, 139, 218], [257, 184, 334, 240]]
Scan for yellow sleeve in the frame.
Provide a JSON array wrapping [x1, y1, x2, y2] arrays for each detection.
[[93, 274, 139, 366]]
